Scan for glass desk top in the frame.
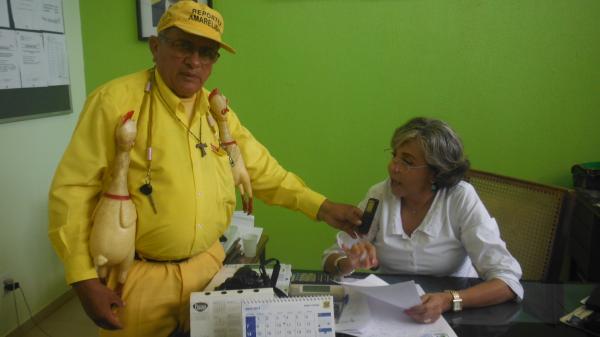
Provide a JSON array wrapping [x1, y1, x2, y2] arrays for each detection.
[[291, 271, 598, 337]]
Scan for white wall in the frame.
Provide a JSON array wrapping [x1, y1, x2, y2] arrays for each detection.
[[0, 1, 86, 335]]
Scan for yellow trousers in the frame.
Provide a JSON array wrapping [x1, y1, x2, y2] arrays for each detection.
[[100, 241, 224, 337]]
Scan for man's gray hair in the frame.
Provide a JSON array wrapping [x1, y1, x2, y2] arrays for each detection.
[[391, 117, 470, 189]]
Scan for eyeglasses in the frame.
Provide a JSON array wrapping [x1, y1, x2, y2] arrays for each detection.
[[159, 35, 220, 65], [387, 149, 429, 172]]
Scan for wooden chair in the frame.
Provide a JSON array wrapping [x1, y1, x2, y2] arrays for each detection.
[[465, 169, 575, 282]]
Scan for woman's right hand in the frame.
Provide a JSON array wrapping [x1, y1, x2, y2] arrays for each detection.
[[342, 240, 378, 270]]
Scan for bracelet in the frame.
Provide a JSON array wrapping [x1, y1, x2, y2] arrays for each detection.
[[333, 255, 353, 276], [221, 140, 237, 146]]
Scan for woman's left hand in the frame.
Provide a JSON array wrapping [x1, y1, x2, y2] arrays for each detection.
[[342, 240, 378, 270], [404, 292, 452, 324]]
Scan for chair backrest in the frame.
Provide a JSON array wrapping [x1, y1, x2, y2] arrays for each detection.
[[465, 169, 575, 282]]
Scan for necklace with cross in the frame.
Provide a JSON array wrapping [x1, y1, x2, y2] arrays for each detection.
[[155, 84, 208, 157], [170, 111, 208, 157], [176, 118, 208, 157], [195, 142, 208, 156]]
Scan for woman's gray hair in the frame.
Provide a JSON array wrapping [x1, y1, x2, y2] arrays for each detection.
[[391, 117, 470, 189]]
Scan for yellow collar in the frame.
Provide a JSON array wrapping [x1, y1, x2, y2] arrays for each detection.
[[153, 69, 209, 119]]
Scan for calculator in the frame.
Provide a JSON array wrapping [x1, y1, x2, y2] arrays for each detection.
[[289, 271, 346, 320], [291, 270, 335, 284]]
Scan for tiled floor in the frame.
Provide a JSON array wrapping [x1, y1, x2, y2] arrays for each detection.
[[17, 295, 97, 337]]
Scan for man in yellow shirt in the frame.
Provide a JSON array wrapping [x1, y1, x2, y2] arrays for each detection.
[[48, 2, 361, 336]]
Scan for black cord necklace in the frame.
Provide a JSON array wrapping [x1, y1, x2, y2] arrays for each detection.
[[136, 68, 208, 214], [138, 69, 157, 214], [153, 79, 208, 157]]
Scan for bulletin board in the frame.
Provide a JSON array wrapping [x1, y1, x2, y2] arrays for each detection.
[[0, 0, 71, 124]]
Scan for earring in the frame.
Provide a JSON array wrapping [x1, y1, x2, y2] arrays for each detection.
[[431, 182, 438, 191]]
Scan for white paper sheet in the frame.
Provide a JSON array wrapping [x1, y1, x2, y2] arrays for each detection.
[[337, 286, 458, 337], [44, 32, 68, 85], [222, 211, 262, 252], [17, 31, 47, 87], [40, 0, 64, 33], [338, 274, 391, 287], [336, 288, 372, 334], [10, 0, 38, 30], [337, 275, 422, 309], [0, 29, 21, 89], [0, 0, 10, 28], [231, 210, 254, 228]]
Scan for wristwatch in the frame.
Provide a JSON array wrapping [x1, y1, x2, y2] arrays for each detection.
[[446, 290, 463, 312]]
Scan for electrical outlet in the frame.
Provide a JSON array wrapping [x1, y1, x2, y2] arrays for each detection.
[[1, 272, 13, 295]]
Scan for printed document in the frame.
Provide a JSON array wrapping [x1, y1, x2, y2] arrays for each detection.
[[44, 33, 69, 85], [0, 29, 21, 89], [0, 0, 9, 28], [17, 31, 48, 87], [336, 275, 457, 337]]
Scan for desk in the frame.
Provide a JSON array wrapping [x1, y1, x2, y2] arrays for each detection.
[[320, 273, 597, 337]]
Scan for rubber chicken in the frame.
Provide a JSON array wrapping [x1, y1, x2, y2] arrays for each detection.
[[208, 89, 253, 214], [89, 111, 137, 284]]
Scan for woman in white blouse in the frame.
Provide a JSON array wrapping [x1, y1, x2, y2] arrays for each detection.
[[323, 117, 523, 324]]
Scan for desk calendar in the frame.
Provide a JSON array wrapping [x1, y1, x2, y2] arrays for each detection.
[[242, 295, 335, 337], [190, 288, 275, 337]]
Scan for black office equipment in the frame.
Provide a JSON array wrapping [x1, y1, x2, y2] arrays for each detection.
[[357, 198, 379, 235], [561, 284, 600, 336], [572, 162, 600, 191], [582, 286, 600, 334], [586, 286, 600, 312], [291, 270, 335, 285], [569, 189, 600, 282], [216, 259, 287, 297]]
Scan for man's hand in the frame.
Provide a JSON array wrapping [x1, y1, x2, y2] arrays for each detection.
[[317, 199, 362, 236], [72, 278, 124, 330]]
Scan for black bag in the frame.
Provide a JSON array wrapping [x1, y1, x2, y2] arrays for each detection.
[[215, 258, 287, 297], [215, 265, 270, 290], [572, 162, 600, 190]]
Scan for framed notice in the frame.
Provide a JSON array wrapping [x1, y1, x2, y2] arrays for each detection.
[[136, 0, 213, 40]]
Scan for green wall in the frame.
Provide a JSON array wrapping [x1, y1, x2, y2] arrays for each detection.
[[80, 0, 600, 270]]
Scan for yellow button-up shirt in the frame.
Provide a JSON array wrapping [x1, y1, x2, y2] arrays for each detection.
[[49, 69, 325, 284]]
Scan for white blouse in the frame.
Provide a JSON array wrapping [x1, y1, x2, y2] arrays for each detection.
[[323, 179, 524, 300]]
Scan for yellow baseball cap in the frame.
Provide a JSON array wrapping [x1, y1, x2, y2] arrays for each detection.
[[157, 1, 235, 54]]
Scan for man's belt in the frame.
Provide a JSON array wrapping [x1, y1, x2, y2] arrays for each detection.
[[134, 252, 190, 264]]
